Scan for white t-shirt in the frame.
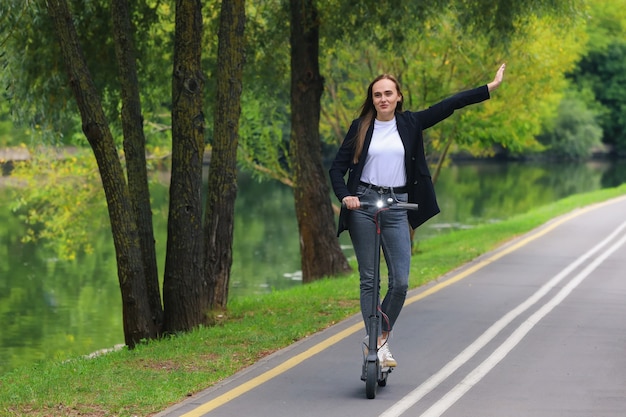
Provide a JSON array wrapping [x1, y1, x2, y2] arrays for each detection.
[[360, 118, 406, 187]]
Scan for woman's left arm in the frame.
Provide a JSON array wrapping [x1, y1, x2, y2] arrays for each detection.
[[414, 63, 506, 130]]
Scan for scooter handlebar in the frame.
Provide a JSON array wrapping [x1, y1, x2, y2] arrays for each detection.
[[393, 202, 419, 211], [343, 200, 419, 211]]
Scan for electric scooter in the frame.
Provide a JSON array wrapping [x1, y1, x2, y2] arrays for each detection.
[[358, 197, 419, 399]]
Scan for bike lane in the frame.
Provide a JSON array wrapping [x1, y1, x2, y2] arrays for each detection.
[[154, 195, 626, 417]]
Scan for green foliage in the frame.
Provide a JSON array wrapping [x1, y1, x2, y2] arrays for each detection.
[[537, 91, 603, 159], [242, 0, 290, 95], [320, 10, 586, 160], [452, 0, 585, 39], [569, 42, 626, 154], [9, 150, 106, 260], [565, 0, 626, 155], [0, 0, 182, 148], [6, 146, 172, 263], [318, 0, 583, 45], [454, 14, 585, 156], [582, 0, 626, 52], [237, 94, 291, 182], [241, 0, 587, 178], [319, 0, 437, 44], [236, 1, 291, 179], [1, 0, 595, 174], [0, 119, 25, 149], [1, 1, 109, 143]]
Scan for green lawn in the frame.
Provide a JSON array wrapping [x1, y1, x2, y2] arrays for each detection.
[[1, 184, 625, 417]]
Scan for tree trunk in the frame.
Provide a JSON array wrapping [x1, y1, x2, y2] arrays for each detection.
[[162, 0, 209, 332], [46, 0, 157, 347], [204, 0, 246, 310], [110, 0, 163, 333], [289, 0, 351, 283]]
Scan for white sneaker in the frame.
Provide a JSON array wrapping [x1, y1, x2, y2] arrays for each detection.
[[378, 342, 397, 367]]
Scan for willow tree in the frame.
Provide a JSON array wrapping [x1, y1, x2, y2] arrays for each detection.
[[110, 0, 163, 334], [45, 0, 158, 346], [289, 0, 351, 283], [204, 0, 246, 310], [161, 0, 207, 331], [26, 0, 246, 343]]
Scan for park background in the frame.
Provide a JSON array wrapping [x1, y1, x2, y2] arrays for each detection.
[[1, 0, 626, 377]]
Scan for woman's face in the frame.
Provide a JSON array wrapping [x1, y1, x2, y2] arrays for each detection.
[[372, 78, 402, 121]]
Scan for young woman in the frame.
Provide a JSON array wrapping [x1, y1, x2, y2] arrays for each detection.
[[329, 64, 506, 367]]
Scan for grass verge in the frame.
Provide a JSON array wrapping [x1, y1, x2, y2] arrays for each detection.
[[1, 184, 625, 417]]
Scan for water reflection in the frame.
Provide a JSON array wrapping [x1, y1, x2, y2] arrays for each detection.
[[229, 174, 301, 294], [423, 160, 623, 239], [0, 159, 624, 375], [0, 198, 123, 375]]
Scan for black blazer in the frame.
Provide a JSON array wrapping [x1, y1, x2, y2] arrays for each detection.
[[329, 85, 490, 236]]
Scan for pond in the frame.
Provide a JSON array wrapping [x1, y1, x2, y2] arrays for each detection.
[[1, 159, 624, 375]]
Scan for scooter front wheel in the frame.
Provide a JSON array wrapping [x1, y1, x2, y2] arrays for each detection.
[[365, 361, 378, 399]]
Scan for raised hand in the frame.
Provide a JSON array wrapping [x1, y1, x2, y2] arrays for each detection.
[[488, 63, 506, 92]]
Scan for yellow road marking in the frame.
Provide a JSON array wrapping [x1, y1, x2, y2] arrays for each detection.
[[179, 323, 362, 416], [179, 199, 621, 416]]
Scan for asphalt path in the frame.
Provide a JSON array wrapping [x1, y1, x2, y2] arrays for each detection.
[[155, 195, 626, 417]]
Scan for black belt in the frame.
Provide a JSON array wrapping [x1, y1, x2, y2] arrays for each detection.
[[359, 181, 408, 194]]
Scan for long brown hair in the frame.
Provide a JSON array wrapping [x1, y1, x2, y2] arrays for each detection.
[[352, 74, 404, 163]]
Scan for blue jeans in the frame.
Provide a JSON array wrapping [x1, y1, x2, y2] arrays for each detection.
[[349, 185, 411, 334]]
